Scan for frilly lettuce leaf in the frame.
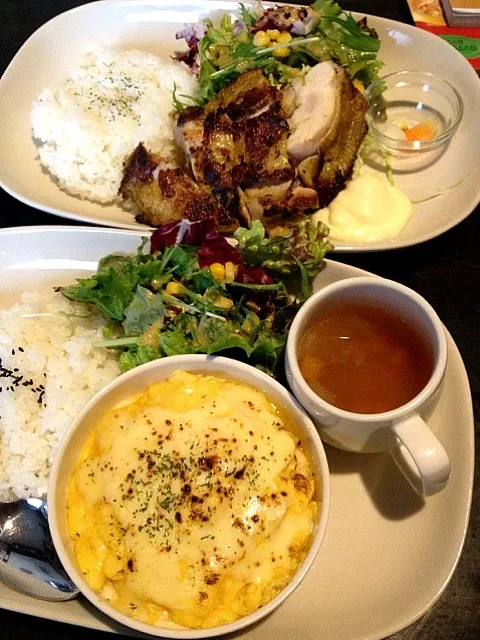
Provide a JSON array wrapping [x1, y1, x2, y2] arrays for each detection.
[[235, 219, 332, 278]]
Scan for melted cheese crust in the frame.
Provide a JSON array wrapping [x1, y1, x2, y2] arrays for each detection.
[[67, 372, 318, 629]]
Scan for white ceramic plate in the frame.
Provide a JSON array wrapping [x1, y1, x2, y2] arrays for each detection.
[[0, 225, 474, 639], [0, 2, 479, 251]]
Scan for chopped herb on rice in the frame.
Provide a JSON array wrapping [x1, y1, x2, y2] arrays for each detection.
[[30, 48, 198, 203]]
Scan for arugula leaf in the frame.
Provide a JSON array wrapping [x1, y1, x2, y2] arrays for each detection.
[[97, 253, 135, 275], [62, 269, 138, 321], [295, 258, 311, 301], [227, 281, 281, 292], [62, 244, 180, 321], [166, 246, 197, 279], [198, 316, 254, 356], [190, 269, 219, 294], [250, 330, 286, 376], [160, 330, 194, 356], [233, 41, 257, 59], [119, 344, 160, 373], [239, 3, 257, 28], [172, 82, 186, 112], [122, 286, 165, 337], [198, 36, 218, 103], [159, 314, 200, 356]]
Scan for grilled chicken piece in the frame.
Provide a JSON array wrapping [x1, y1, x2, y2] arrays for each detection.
[[296, 155, 321, 188], [287, 61, 344, 161], [174, 109, 204, 181], [285, 183, 319, 211], [239, 182, 318, 227], [119, 144, 238, 233], [238, 181, 293, 224], [316, 81, 368, 207], [121, 64, 365, 231], [286, 61, 368, 208], [175, 70, 295, 220]]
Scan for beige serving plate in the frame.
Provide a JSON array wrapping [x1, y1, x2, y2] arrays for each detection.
[[0, 226, 474, 639], [0, 1, 479, 251]]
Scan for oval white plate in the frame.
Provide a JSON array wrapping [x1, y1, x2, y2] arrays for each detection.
[[0, 1, 479, 251], [0, 225, 474, 639]]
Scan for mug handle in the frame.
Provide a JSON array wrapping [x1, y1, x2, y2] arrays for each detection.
[[390, 415, 451, 497]]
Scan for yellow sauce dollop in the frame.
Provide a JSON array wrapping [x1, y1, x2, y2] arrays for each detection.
[[67, 371, 318, 629], [313, 174, 412, 243]]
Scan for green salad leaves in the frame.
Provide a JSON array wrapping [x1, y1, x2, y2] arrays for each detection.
[[61, 219, 331, 378], [175, 0, 382, 106]]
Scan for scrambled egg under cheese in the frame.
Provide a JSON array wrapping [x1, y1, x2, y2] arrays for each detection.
[[67, 371, 318, 629]]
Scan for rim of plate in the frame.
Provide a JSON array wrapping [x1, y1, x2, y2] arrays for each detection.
[[0, 224, 474, 639]]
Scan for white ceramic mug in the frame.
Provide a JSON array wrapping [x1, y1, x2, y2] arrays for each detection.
[[286, 276, 451, 498]]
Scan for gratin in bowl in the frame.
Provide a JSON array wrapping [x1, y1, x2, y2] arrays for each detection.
[[365, 71, 463, 158], [48, 355, 330, 638]]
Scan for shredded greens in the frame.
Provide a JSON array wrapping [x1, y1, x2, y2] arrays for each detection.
[[61, 220, 331, 377]]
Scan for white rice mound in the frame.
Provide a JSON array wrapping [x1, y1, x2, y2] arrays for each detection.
[[30, 47, 198, 203], [0, 291, 120, 500]]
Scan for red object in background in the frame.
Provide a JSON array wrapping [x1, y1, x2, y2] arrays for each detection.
[[416, 22, 480, 68]]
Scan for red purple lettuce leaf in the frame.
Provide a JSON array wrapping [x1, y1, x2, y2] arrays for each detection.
[[196, 233, 242, 268]]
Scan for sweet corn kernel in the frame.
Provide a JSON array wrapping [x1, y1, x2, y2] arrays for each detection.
[[224, 261, 237, 283], [166, 281, 186, 296], [210, 263, 226, 279], [213, 296, 234, 310], [253, 31, 270, 47], [217, 53, 232, 68], [276, 31, 292, 44], [352, 79, 365, 94], [273, 46, 290, 58], [266, 29, 281, 39]]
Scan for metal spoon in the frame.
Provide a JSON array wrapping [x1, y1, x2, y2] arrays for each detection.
[[0, 498, 79, 601]]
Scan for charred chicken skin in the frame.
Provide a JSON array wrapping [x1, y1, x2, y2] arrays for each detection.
[[119, 143, 238, 233], [120, 64, 368, 232]]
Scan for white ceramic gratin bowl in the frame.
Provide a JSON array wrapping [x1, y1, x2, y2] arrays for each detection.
[[47, 354, 330, 639]]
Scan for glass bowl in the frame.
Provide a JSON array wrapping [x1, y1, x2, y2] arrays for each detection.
[[365, 71, 464, 156]]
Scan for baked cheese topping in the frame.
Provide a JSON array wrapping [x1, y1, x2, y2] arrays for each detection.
[[67, 371, 318, 629]]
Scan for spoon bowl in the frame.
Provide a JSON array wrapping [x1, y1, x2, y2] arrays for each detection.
[[0, 498, 79, 601]]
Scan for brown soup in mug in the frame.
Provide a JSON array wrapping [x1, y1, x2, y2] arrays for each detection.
[[298, 301, 435, 414]]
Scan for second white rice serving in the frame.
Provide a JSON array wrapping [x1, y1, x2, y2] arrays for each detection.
[[0, 291, 120, 500], [30, 47, 198, 203]]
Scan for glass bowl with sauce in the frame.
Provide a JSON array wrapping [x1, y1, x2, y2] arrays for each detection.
[[365, 71, 463, 169]]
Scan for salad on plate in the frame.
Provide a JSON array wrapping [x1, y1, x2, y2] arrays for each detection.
[[62, 217, 332, 377]]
